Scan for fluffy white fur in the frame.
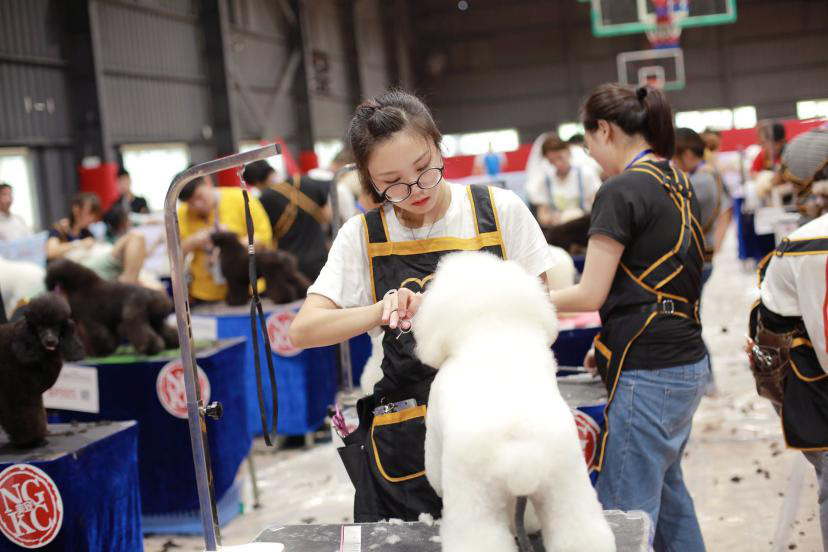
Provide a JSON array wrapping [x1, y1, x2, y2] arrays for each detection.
[[360, 332, 385, 395], [0, 257, 46, 319], [414, 251, 615, 552], [545, 246, 577, 290]]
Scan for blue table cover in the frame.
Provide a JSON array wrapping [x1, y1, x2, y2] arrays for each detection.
[[0, 422, 141, 552], [192, 303, 370, 438], [50, 339, 249, 520]]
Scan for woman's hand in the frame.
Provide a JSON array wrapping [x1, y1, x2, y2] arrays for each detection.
[[380, 288, 423, 331], [77, 237, 96, 249], [182, 228, 214, 255], [583, 348, 597, 376]]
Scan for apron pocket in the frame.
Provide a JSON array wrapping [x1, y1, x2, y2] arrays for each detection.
[[370, 405, 428, 483]]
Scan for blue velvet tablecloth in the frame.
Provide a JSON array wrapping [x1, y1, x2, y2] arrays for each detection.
[[192, 302, 371, 438], [50, 338, 250, 520], [553, 326, 601, 368], [0, 422, 142, 552]]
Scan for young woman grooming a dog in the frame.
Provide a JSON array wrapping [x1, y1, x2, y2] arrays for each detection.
[[548, 83, 708, 551], [290, 90, 555, 522]]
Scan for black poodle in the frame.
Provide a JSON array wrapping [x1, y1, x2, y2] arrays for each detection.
[[0, 294, 85, 448], [45, 259, 179, 357], [541, 214, 591, 255], [211, 231, 311, 306]]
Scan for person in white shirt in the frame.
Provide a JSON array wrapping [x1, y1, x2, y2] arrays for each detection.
[[0, 183, 32, 241], [749, 127, 828, 549], [289, 90, 555, 523], [526, 134, 602, 227], [753, 214, 828, 550]]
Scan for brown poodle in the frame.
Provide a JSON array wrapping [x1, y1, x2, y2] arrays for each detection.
[[45, 259, 179, 357], [211, 231, 311, 306], [0, 294, 85, 448], [541, 214, 591, 255]]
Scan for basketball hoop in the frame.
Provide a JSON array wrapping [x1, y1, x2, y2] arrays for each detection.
[[645, 0, 687, 49]]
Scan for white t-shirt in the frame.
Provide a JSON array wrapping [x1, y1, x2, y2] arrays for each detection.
[[308, 182, 555, 309], [526, 161, 602, 213], [760, 213, 828, 372], [0, 211, 31, 241]]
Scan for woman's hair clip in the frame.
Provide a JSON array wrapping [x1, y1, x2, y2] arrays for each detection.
[[636, 86, 648, 103]]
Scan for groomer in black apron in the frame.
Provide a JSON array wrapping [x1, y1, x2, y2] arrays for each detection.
[[747, 126, 828, 549], [289, 90, 554, 522], [548, 84, 708, 552]]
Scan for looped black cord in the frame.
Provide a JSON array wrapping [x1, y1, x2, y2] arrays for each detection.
[[239, 170, 279, 446]]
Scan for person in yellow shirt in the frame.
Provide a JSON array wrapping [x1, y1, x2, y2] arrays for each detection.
[[178, 174, 272, 303]]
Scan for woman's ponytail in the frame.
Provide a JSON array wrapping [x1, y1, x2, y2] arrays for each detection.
[[582, 83, 675, 158]]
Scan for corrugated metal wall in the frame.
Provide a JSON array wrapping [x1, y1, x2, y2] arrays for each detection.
[[226, 0, 297, 147], [408, 0, 828, 140], [95, 0, 211, 145], [0, 0, 75, 225], [0, 0, 71, 145], [300, 0, 361, 141]]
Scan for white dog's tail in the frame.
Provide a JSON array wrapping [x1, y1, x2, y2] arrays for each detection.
[[495, 442, 545, 497]]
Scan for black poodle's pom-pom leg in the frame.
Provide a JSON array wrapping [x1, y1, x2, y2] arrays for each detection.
[[83, 320, 120, 358], [121, 301, 165, 356]]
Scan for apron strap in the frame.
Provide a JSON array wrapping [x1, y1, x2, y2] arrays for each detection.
[[270, 175, 327, 240], [776, 236, 828, 256], [363, 209, 389, 244], [467, 185, 499, 234], [626, 163, 698, 293]]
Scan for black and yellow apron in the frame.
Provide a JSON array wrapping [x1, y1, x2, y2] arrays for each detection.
[[749, 236, 828, 451], [337, 185, 506, 522], [270, 175, 326, 245], [592, 162, 705, 472]]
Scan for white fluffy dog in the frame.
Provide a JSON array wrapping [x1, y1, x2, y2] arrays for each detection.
[[414, 251, 615, 552]]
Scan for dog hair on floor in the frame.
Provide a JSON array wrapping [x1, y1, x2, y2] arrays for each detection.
[[45, 259, 179, 357], [210, 231, 311, 306], [414, 251, 615, 552], [0, 294, 85, 447]]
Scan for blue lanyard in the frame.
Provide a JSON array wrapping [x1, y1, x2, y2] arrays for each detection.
[[690, 160, 705, 175], [624, 149, 654, 170]]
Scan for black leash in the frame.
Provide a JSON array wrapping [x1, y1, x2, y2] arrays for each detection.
[[238, 170, 279, 446]]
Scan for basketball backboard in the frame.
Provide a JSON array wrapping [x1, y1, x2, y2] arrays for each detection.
[[591, 0, 736, 37], [617, 48, 686, 91]]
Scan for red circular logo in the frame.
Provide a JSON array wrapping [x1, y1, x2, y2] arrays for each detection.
[[156, 360, 211, 419], [266, 309, 302, 357], [572, 409, 601, 471], [0, 464, 63, 548]]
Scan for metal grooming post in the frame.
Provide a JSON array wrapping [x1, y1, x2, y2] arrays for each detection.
[[330, 163, 358, 395], [164, 144, 280, 550]]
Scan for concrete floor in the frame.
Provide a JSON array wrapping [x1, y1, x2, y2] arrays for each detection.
[[143, 227, 824, 551]]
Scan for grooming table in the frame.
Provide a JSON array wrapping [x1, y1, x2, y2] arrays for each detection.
[[48, 338, 249, 533], [0, 422, 141, 552], [553, 312, 601, 368], [253, 510, 653, 551], [190, 301, 370, 440], [558, 372, 608, 485]]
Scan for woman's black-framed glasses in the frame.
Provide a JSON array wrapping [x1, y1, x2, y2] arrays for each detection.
[[375, 166, 444, 203]]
